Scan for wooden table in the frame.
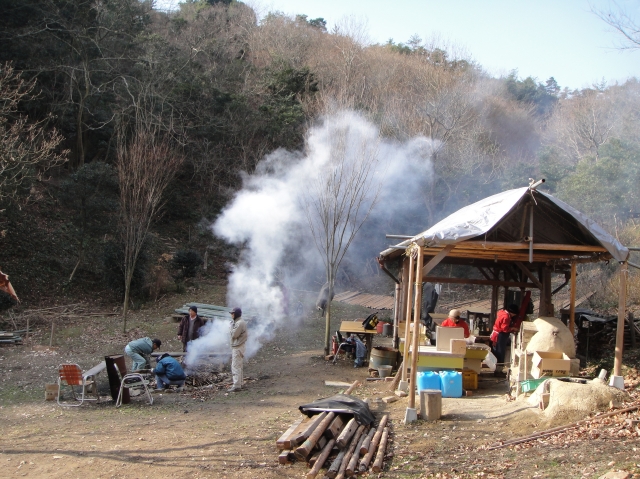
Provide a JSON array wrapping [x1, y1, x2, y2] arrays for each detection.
[[339, 321, 378, 362]]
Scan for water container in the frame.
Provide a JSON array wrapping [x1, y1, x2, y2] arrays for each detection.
[[417, 371, 441, 392], [439, 371, 463, 398]]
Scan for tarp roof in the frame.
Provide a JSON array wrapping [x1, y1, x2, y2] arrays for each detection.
[[380, 187, 629, 263]]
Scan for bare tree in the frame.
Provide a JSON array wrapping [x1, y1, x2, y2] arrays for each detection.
[[593, 2, 640, 50], [116, 112, 184, 330], [0, 63, 67, 202], [302, 113, 382, 354]]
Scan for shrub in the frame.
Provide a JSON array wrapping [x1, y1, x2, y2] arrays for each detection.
[[171, 249, 203, 278]]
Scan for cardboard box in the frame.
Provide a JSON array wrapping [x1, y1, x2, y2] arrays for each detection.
[[435, 326, 465, 352], [450, 339, 467, 355], [530, 351, 570, 378]]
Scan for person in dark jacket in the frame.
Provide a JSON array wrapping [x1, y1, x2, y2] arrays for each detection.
[[153, 353, 187, 390], [177, 306, 205, 352]]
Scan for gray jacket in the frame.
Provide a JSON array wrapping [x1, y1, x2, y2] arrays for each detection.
[[230, 317, 247, 348]]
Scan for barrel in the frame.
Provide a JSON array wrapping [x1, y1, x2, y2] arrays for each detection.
[[417, 371, 441, 392], [369, 347, 397, 369], [439, 371, 463, 398]]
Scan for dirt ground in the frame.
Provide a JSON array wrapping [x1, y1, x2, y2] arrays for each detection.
[[1, 282, 639, 479]]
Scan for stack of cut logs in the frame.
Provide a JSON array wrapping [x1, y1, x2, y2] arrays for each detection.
[[276, 384, 390, 478]]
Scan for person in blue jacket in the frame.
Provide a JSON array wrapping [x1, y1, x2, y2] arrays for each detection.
[[153, 353, 187, 390]]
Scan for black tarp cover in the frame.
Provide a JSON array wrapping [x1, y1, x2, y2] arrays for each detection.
[[298, 394, 376, 426]]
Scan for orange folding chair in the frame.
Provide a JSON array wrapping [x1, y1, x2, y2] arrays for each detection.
[[57, 364, 98, 406]]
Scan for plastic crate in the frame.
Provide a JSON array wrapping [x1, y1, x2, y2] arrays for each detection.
[[462, 370, 478, 390], [520, 378, 547, 393]]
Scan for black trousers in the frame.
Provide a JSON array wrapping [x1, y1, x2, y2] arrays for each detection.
[[492, 332, 510, 365]]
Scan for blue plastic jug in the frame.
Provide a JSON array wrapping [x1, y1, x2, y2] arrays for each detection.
[[439, 371, 463, 398], [417, 371, 441, 391]]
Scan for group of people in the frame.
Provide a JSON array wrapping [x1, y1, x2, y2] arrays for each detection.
[[440, 304, 520, 373], [123, 305, 247, 392]]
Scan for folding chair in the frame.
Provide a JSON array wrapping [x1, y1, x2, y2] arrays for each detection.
[[116, 373, 153, 407], [57, 364, 98, 407]]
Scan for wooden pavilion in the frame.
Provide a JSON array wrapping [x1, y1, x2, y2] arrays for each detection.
[[378, 182, 630, 421]]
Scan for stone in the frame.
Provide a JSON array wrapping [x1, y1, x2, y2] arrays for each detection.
[[598, 471, 631, 479]]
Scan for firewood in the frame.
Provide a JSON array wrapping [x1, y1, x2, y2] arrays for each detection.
[[359, 414, 388, 472], [314, 435, 327, 451], [335, 425, 365, 479], [276, 417, 304, 450], [336, 417, 358, 448], [295, 412, 336, 460], [371, 426, 389, 473], [324, 415, 345, 439], [359, 427, 376, 455], [291, 412, 327, 447], [346, 427, 369, 476], [306, 438, 336, 479]]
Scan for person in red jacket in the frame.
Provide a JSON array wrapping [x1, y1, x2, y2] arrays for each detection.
[[490, 304, 519, 370], [440, 309, 470, 338]]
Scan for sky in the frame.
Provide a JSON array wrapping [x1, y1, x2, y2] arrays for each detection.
[[156, 0, 640, 91]]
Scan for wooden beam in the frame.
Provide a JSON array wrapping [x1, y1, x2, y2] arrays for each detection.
[[613, 262, 628, 377], [421, 276, 537, 289], [426, 241, 608, 252], [569, 261, 577, 336], [423, 249, 587, 263], [477, 267, 491, 281], [515, 262, 543, 289], [422, 244, 456, 275]]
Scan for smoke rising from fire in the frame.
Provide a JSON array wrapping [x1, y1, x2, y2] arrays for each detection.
[[185, 111, 435, 364]]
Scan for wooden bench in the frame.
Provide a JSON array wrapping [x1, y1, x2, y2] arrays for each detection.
[[82, 361, 106, 398]]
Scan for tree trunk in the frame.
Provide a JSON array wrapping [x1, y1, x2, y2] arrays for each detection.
[[123, 269, 133, 333]]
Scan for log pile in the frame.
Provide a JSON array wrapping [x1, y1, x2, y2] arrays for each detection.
[[276, 383, 391, 477], [0, 329, 25, 344]]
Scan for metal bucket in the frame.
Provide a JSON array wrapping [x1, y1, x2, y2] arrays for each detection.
[[382, 323, 392, 337], [370, 347, 397, 369]]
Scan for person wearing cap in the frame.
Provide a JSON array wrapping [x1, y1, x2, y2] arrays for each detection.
[[490, 304, 520, 369], [124, 337, 161, 372], [178, 305, 205, 352], [153, 353, 186, 391], [440, 309, 470, 338], [229, 307, 247, 392]]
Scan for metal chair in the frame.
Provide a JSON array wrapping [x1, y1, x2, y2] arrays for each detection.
[[57, 364, 98, 406], [116, 373, 153, 407]]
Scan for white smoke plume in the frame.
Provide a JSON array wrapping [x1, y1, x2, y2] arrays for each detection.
[[189, 110, 435, 363]]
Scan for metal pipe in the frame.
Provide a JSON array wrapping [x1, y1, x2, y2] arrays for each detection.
[[376, 257, 400, 284], [528, 178, 545, 190], [385, 234, 414, 239], [628, 261, 640, 270], [387, 245, 407, 250], [627, 247, 640, 251]]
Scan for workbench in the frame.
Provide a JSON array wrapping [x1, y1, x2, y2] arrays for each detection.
[[339, 321, 377, 362]]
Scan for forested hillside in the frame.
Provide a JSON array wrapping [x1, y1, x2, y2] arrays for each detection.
[[1, 0, 639, 309]]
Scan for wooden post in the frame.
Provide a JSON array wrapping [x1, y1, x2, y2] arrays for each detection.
[[359, 415, 388, 472], [334, 425, 364, 479], [291, 413, 327, 448], [419, 389, 442, 420], [295, 412, 336, 460], [569, 260, 577, 335], [359, 427, 376, 455], [336, 417, 358, 448], [306, 438, 336, 479], [49, 319, 54, 347], [613, 262, 628, 377], [401, 253, 415, 383], [371, 426, 389, 473], [393, 280, 402, 350], [409, 246, 424, 410], [345, 429, 369, 476], [325, 415, 345, 439], [344, 381, 359, 395]]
